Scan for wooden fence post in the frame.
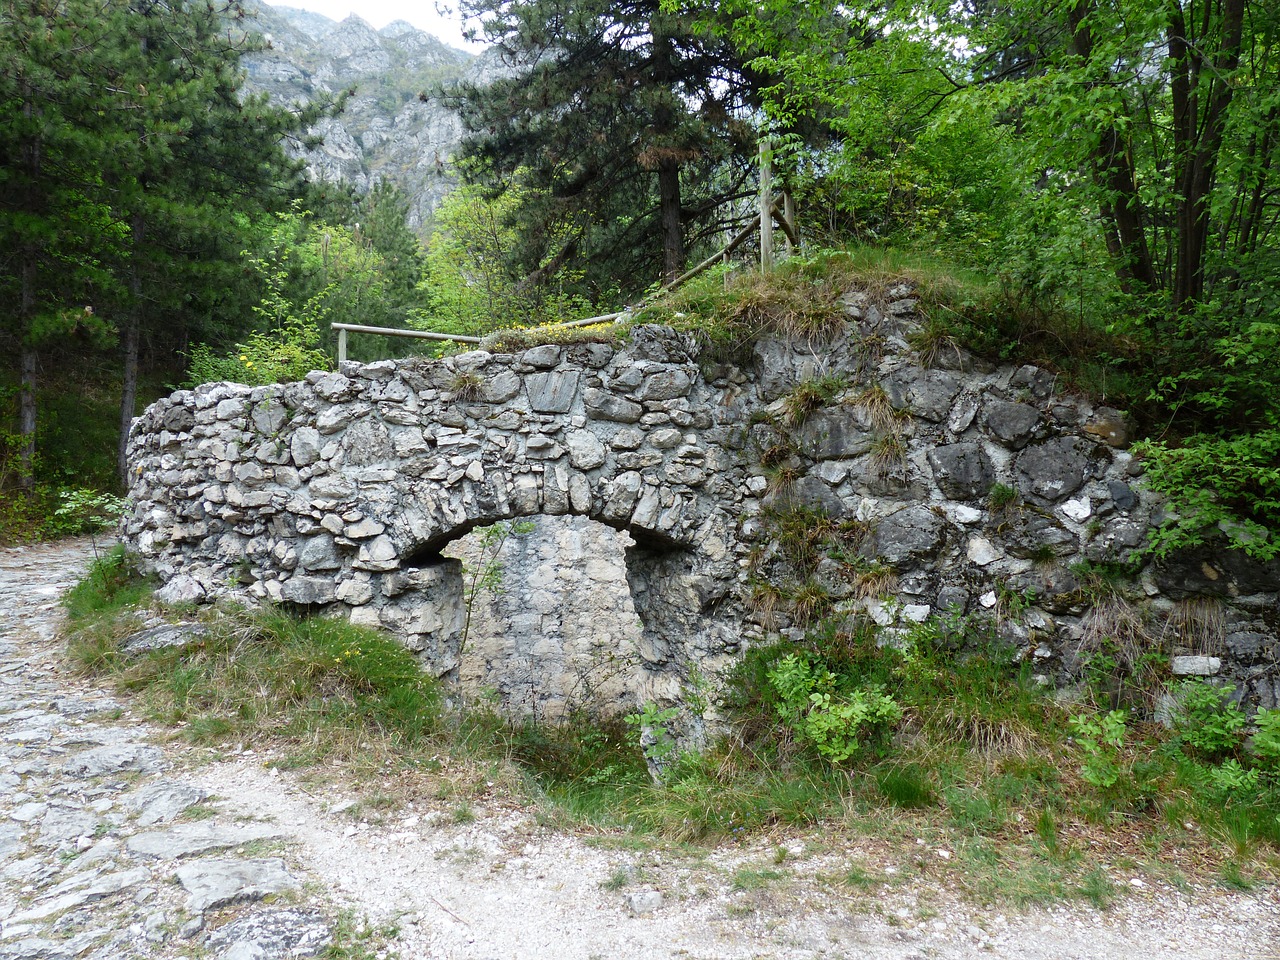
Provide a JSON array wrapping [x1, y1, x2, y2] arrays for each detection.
[[759, 137, 774, 273]]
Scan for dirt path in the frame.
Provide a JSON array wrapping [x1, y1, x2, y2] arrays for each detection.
[[1, 537, 1277, 959]]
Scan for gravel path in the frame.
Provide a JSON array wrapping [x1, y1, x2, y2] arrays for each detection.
[[1, 537, 1278, 959]]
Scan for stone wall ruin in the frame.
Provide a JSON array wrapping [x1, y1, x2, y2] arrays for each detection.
[[122, 292, 1280, 729]]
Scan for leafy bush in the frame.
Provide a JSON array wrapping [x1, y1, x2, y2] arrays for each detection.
[[1069, 710, 1128, 789], [1137, 429, 1280, 561], [1253, 709, 1280, 771], [1172, 681, 1247, 762], [768, 653, 902, 762]]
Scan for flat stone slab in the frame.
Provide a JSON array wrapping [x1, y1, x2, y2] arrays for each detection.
[[61, 743, 165, 778], [206, 908, 333, 959], [118, 623, 208, 656], [7, 866, 151, 925], [36, 806, 98, 845], [1171, 655, 1222, 676], [126, 781, 209, 826], [176, 857, 300, 914], [126, 821, 285, 860]]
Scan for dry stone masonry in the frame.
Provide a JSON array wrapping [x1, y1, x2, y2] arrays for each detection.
[[122, 289, 1280, 727]]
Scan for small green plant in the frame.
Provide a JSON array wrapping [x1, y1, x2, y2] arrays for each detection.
[[624, 701, 681, 765], [1172, 681, 1247, 761], [782, 375, 846, 426], [987, 483, 1019, 513], [1069, 709, 1128, 789], [460, 520, 537, 659], [768, 654, 902, 763], [853, 384, 900, 433], [449, 370, 483, 400], [63, 546, 152, 623], [868, 431, 906, 477], [1252, 709, 1280, 770]]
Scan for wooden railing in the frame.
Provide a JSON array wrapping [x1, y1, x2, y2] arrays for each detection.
[[335, 143, 796, 364]]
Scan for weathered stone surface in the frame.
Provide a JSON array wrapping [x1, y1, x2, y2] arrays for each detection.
[[127, 781, 209, 826], [583, 388, 642, 423], [280, 576, 337, 605], [765, 477, 846, 519], [637, 369, 692, 401], [206, 908, 333, 960], [290, 427, 323, 467], [800, 408, 873, 460], [526, 371, 580, 413], [126, 821, 285, 860], [1014, 437, 1092, 503], [885, 369, 961, 422], [175, 858, 300, 914], [119, 623, 208, 656], [983, 401, 1041, 449], [927, 443, 994, 500], [866, 506, 949, 567], [155, 576, 208, 606], [63, 743, 165, 778]]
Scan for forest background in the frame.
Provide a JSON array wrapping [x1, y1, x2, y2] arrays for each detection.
[[1, 0, 1277, 559]]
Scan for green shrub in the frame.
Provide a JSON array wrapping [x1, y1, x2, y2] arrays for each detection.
[[1172, 681, 1247, 762], [768, 653, 902, 762], [1069, 710, 1128, 789]]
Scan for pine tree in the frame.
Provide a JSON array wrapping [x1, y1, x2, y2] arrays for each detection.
[[447, 0, 760, 288]]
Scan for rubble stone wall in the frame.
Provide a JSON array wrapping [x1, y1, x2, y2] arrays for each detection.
[[122, 295, 1280, 724]]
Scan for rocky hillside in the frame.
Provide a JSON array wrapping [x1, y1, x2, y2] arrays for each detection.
[[239, 1, 496, 232]]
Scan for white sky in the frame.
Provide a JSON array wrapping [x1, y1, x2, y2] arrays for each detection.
[[276, 1, 484, 51]]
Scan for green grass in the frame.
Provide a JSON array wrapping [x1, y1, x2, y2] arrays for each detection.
[[61, 534, 1280, 912], [63, 547, 154, 625]]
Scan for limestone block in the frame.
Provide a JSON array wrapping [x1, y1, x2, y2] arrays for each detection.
[[610, 426, 644, 449], [521, 344, 562, 369], [279, 576, 336, 605], [527, 370, 581, 413], [927, 442, 995, 500], [344, 517, 386, 539], [479, 370, 521, 403], [983, 400, 1041, 449], [568, 430, 607, 470], [884, 368, 962, 422], [602, 471, 643, 522], [341, 419, 393, 466], [1171, 656, 1221, 676], [391, 427, 429, 457], [353, 535, 399, 572], [313, 408, 348, 439], [312, 373, 354, 401], [250, 399, 288, 436], [1014, 437, 1092, 503], [1010, 364, 1056, 400], [966, 536, 1002, 567], [637, 369, 692, 401], [866, 505, 949, 567], [799, 408, 873, 459], [584, 387, 642, 423]]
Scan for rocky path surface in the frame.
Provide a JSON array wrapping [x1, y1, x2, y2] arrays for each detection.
[[2, 538, 1279, 960]]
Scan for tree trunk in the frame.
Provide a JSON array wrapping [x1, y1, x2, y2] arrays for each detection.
[[1069, 0, 1157, 294], [16, 84, 40, 494], [117, 215, 144, 487], [658, 158, 684, 282], [1168, 0, 1246, 310], [651, 20, 684, 282]]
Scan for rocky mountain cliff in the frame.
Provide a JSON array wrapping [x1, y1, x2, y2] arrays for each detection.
[[239, 1, 496, 232]]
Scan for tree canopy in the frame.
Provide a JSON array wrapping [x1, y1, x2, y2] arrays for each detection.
[[446, 0, 764, 290]]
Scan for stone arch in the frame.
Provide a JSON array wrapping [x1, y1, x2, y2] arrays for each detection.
[[122, 327, 754, 728]]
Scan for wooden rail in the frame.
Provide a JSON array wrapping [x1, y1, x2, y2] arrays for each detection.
[[335, 140, 797, 364]]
